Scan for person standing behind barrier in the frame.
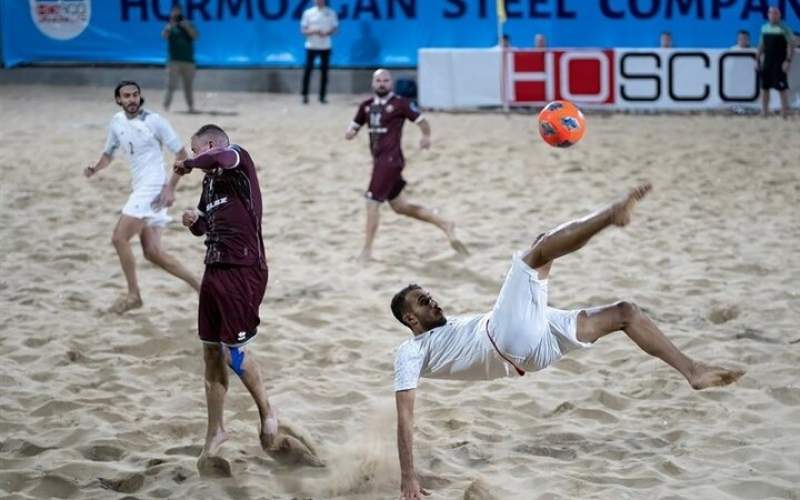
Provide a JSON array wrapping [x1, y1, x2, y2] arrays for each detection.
[[162, 3, 197, 113], [733, 29, 751, 49], [300, 0, 338, 104], [660, 31, 673, 48], [534, 33, 547, 48], [757, 6, 794, 118]]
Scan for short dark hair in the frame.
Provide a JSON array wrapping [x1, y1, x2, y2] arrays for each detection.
[[391, 284, 421, 326], [738, 29, 750, 36], [193, 124, 230, 145]]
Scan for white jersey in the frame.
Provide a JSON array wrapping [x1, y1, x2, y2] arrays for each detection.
[[393, 314, 516, 392], [103, 110, 182, 192], [301, 6, 338, 50]]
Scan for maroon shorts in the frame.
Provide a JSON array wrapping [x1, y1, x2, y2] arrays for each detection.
[[366, 163, 406, 202], [198, 264, 268, 346]]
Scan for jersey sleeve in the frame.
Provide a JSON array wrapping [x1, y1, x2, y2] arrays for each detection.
[[153, 115, 183, 154], [103, 126, 119, 157], [394, 342, 424, 392], [300, 9, 310, 29], [402, 98, 424, 123], [352, 103, 367, 128], [330, 9, 339, 29]]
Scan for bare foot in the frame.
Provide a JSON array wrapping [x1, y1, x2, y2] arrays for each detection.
[[201, 430, 229, 458], [356, 249, 374, 264], [445, 222, 469, 256], [611, 182, 652, 227], [689, 362, 745, 390], [266, 435, 325, 467], [108, 294, 143, 314]]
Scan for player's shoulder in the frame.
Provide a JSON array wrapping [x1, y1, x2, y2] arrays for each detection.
[[141, 109, 169, 124], [110, 111, 126, 124], [394, 337, 423, 358], [358, 96, 374, 108]]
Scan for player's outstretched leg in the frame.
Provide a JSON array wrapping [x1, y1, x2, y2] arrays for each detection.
[[576, 302, 745, 389], [524, 183, 652, 274], [141, 227, 201, 291], [232, 347, 324, 467], [388, 193, 469, 255]]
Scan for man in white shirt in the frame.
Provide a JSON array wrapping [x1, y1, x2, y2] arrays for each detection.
[[85, 81, 200, 313], [391, 183, 745, 500], [300, 0, 338, 104]]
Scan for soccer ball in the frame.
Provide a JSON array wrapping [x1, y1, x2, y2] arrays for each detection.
[[537, 100, 586, 148]]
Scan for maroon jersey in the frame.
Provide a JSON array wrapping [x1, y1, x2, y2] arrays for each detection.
[[188, 145, 266, 269], [352, 93, 422, 169]]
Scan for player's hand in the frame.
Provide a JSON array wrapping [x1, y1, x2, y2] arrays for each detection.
[[345, 128, 358, 140], [782, 60, 790, 72], [84, 165, 97, 178], [152, 184, 175, 210], [400, 476, 429, 500], [173, 160, 192, 176], [419, 135, 431, 150], [182, 208, 199, 228]]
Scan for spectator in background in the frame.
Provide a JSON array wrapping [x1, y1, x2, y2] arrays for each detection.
[[534, 33, 547, 48], [733, 30, 751, 49], [757, 6, 793, 118], [300, 0, 339, 104], [495, 34, 511, 49], [660, 31, 673, 48], [162, 3, 197, 113]]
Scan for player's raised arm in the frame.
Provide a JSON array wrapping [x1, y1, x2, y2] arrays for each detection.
[[396, 389, 428, 499], [184, 147, 241, 171]]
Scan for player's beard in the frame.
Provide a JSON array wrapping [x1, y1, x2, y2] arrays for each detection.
[[374, 87, 390, 97]]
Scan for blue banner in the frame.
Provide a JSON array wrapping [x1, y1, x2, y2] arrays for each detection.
[[2, 0, 799, 68]]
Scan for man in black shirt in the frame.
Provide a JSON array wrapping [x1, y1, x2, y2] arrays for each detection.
[[757, 6, 794, 118]]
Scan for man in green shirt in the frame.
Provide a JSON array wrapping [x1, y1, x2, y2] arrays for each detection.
[[756, 6, 794, 118], [162, 3, 198, 113]]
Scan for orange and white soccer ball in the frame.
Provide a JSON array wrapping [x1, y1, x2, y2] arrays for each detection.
[[537, 100, 586, 148]]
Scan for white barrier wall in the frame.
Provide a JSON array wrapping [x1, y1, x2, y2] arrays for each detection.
[[419, 48, 800, 110]]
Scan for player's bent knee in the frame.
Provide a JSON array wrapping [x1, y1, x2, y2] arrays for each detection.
[[142, 247, 160, 262], [615, 301, 640, 326], [390, 202, 409, 215], [226, 345, 246, 377]]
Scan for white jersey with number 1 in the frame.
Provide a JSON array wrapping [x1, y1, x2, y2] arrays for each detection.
[[103, 110, 182, 192]]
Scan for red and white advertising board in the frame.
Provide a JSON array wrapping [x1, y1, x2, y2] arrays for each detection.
[[419, 48, 800, 110]]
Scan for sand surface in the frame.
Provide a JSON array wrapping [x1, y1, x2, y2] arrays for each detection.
[[0, 85, 798, 500]]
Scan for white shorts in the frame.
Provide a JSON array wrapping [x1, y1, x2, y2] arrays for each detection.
[[488, 252, 591, 372], [121, 188, 171, 227]]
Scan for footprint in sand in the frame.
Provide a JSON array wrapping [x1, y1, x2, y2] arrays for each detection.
[[708, 305, 739, 324], [464, 479, 499, 500], [79, 444, 126, 462], [197, 455, 233, 478], [97, 473, 145, 494], [165, 444, 203, 457]]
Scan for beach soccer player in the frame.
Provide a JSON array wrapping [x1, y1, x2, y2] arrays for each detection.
[[345, 68, 467, 262], [389, 184, 744, 499], [176, 124, 320, 468], [84, 80, 199, 313]]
